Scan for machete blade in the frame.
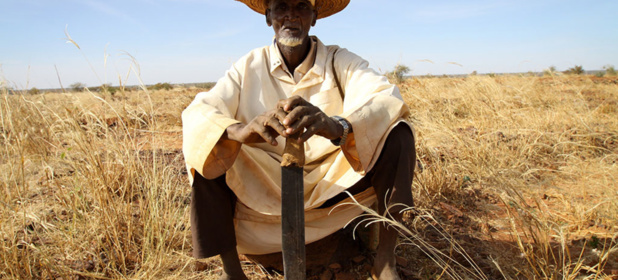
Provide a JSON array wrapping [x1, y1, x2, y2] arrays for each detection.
[[281, 132, 306, 280], [281, 165, 305, 280]]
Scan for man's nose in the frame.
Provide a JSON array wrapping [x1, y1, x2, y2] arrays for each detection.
[[283, 8, 300, 20]]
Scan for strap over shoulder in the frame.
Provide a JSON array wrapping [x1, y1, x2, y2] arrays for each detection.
[[331, 49, 345, 100]]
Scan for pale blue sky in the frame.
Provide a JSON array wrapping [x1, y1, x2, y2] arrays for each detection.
[[1, 0, 617, 89]]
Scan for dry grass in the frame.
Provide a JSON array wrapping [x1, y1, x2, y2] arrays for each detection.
[[400, 75, 618, 279], [1, 75, 617, 279]]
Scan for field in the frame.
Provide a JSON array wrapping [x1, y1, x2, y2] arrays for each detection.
[[1, 74, 617, 279]]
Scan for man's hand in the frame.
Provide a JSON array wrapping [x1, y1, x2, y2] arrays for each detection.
[[224, 108, 288, 146], [277, 96, 343, 143]]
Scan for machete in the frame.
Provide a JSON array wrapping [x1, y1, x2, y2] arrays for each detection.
[[281, 132, 306, 280]]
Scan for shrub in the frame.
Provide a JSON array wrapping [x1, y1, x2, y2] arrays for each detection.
[[70, 82, 86, 92], [604, 65, 616, 76], [387, 64, 410, 84], [148, 82, 174, 91], [28, 87, 41, 95], [543, 66, 557, 76], [102, 84, 117, 95], [88, 83, 118, 95], [1, 84, 16, 95], [195, 82, 216, 90], [564, 65, 584, 75]]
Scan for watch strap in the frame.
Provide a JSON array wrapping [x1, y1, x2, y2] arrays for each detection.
[[330, 116, 349, 146]]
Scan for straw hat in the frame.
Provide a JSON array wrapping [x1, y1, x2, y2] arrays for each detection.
[[236, 0, 350, 19]]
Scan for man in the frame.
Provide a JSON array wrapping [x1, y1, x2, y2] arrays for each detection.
[[182, 0, 416, 279]]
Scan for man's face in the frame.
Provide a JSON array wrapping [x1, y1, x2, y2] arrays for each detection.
[[266, 0, 317, 47]]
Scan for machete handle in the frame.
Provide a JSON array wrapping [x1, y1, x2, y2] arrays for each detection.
[[281, 132, 305, 167]]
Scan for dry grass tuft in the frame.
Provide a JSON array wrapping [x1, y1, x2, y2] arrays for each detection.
[[1, 88, 200, 279]]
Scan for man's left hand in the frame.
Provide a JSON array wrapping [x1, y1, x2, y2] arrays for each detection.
[[277, 96, 343, 143]]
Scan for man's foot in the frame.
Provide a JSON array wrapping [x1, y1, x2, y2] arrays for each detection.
[[372, 253, 400, 280], [371, 257, 401, 280], [219, 248, 248, 280], [218, 272, 248, 280]]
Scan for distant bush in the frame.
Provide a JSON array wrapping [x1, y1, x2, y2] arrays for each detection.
[[543, 66, 557, 76], [102, 84, 117, 95], [148, 82, 174, 91], [604, 65, 616, 76], [29, 87, 41, 95], [88, 83, 118, 95], [70, 82, 86, 92], [387, 64, 410, 84], [194, 82, 216, 90], [564, 65, 584, 75], [1, 84, 15, 94]]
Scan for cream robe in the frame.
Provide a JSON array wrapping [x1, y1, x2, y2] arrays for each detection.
[[182, 37, 411, 255]]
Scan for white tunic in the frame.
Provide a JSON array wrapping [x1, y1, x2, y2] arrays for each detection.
[[182, 36, 411, 254]]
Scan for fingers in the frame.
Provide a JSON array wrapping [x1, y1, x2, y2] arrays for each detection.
[[272, 107, 289, 127], [274, 96, 333, 142], [254, 125, 279, 146], [277, 95, 307, 113], [262, 115, 286, 137], [253, 108, 289, 145], [248, 119, 281, 146], [300, 124, 319, 142], [286, 111, 333, 143], [284, 112, 312, 135], [282, 105, 307, 128], [284, 104, 326, 133]]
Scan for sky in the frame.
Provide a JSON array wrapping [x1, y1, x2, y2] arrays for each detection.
[[1, 0, 617, 89]]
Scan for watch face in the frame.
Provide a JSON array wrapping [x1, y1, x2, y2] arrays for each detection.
[[331, 116, 348, 146], [334, 116, 348, 129]]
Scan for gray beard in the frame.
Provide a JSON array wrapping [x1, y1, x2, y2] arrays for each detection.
[[278, 37, 303, 47]]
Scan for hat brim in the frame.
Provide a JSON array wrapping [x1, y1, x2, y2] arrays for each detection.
[[236, 0, 349, 19]]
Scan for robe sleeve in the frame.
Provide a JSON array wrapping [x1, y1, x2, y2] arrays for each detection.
[[332, 48, 411, 174], [182, 63, 244, 179]]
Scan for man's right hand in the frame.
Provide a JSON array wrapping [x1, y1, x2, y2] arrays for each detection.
[[223, 108, 289, 146]]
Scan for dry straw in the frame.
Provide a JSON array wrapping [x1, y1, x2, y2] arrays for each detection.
[[1, 72, 617, 278]]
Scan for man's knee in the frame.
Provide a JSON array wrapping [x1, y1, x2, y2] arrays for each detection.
[[381, 123, 415, 160]]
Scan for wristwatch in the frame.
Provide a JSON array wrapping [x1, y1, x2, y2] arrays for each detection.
[[330, 116, 350, 146]]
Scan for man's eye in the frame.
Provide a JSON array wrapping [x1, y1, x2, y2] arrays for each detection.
[[275, 3, 288, 11], [297, 3, 309, 9]]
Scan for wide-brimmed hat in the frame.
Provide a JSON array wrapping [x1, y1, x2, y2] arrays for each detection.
[[236, 0, 350, 19]]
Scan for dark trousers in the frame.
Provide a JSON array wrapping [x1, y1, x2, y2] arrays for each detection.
[[191, 123, 415, 259]]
